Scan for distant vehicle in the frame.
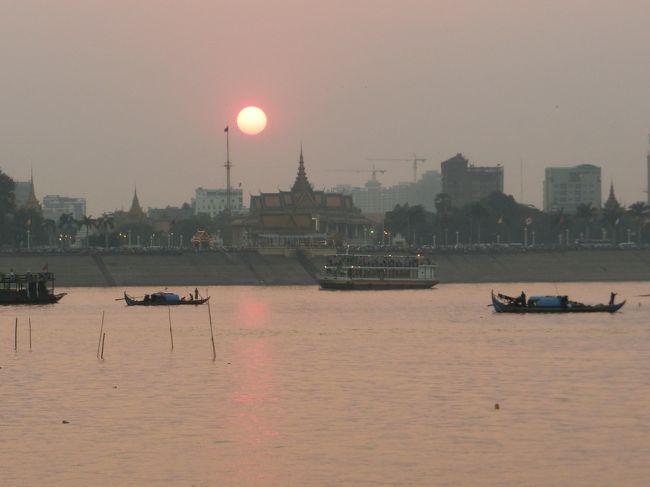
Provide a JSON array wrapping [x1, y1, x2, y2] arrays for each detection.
[[618, 242, 638, 249]]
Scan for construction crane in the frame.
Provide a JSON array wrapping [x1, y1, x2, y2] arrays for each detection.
[[326, 166, 387, 182], [367, 154, 427, 183]]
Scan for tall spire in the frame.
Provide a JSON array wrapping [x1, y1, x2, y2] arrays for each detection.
[[129, 185, 144, 218], [26, 166, 41, 210], [291, 145, 313, 193], [604, 181, 620, 210]]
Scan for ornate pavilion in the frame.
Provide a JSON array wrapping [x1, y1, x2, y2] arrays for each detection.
[[231, 149, 375, 246]]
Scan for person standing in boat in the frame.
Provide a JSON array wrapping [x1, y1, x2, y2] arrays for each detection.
[[194, 288, 199, 300]]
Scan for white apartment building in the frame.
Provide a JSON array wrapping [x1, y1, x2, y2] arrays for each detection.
[[42, 195, 87, 221], [194, 187, 244, 217], [543, 164, 601, 213]]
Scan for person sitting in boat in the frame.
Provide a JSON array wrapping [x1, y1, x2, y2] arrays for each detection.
[[517, 291, 527, 306], [144, 294, 150, 302], [189, 293, 194, 301]]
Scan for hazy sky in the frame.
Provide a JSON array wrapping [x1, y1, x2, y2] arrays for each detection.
[[1, 0, 649, 215]]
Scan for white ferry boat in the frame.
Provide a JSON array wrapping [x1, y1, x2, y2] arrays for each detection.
[[317, 254, 438, 290]]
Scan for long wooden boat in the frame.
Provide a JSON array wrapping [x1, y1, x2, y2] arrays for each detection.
[[0, 271, 66, 305], [124, 292, 210, 306], [491, 290, 625, 313]]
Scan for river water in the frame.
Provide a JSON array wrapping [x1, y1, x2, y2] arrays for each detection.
[[1, 282, 650, 486]]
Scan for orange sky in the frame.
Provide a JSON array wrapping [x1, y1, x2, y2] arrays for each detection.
[[1, 0, 649, 213]]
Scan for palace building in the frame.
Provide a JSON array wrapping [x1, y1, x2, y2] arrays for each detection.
[[231, 149, 375, 246]]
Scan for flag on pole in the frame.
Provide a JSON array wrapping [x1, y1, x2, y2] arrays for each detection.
[[615, 217, 620, 225], [224, 125, 229, 132], [497, 216, 503, 224], [42, 263, 48, 272]]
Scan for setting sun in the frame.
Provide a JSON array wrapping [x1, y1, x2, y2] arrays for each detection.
[[236, 106, 267, 135]]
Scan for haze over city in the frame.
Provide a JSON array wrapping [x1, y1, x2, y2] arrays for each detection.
[[1, 0, 650, 215]]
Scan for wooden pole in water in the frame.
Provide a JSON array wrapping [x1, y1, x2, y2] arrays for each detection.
[[14, 317, 18, 351], [29, 317, 32, 352], [96, 311, 105, 359], [207, 302, 216, 362], [100, 332, 106, 359], [168, 306, 174, 351]]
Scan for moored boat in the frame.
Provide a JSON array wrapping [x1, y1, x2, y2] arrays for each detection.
[[491, 290, 625, 313], [0, 271, 66, 304], [317, 254, 438, 290], [123, 291, 210, 306]]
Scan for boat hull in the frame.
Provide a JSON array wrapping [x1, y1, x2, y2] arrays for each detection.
[[124, 293, 210, 306], [491, 291, 625, 313], [0, 292, 66, 305], [319, 279, 438, 290]]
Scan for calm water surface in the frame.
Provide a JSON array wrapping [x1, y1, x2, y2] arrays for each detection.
[[1, 282, 650, 486]]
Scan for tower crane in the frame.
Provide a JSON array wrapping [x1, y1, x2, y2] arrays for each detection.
[[367, 154, 427, 183], [326, 166, 387, 182]]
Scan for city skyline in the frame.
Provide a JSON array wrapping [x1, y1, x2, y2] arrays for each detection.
[[1, 1, 650, 214]]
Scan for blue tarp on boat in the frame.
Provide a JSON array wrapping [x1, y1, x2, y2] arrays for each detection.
[[528, 296, 567, 307]]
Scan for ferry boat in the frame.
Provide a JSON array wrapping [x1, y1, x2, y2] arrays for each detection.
[[0, 271, 66, 304], [317, 254, 438, 290]]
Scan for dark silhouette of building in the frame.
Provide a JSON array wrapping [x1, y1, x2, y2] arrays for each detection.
[[441, 153, 503, 207]]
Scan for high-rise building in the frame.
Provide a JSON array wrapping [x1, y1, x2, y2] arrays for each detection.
[[647, 135, 650, 205], [194, 187, 244, 217], [441, 153, 503, 208], [42, 195, 86, 221], [543, 164, 601, 214], [333, 170, 442, 214]]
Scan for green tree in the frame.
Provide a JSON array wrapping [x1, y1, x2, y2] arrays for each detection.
[[95, 213, 115, 248], [0, 169, 16, 245], [627, 201, 649, 245]]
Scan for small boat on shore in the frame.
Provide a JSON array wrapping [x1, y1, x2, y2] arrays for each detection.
[[123, 291, 210, 306], [317, 254, 438, 290], [491, 290, 625, 313], [0, 271, 66, 304]]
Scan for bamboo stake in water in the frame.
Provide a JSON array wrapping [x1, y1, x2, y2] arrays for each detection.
[[14, 317, 18, 351], [29, 317, 32, 352], [207, 302, 216, 362], [100, 332, 106, 359], [96, 311, 105, 359], [168, 306, 174, 351]]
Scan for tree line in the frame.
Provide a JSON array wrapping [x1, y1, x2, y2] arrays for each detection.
[[384, 192, 650, 247]]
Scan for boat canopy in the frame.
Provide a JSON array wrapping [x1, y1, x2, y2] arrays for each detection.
[[528, 296, 568, 307]]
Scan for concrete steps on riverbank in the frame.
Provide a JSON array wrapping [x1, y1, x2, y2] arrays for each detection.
[[0, 249, 648, 287]]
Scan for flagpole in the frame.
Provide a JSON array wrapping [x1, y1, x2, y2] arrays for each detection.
[[225, 125, 231, 213]]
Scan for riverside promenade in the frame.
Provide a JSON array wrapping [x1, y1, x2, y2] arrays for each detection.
[[0, 248, 649, 287]]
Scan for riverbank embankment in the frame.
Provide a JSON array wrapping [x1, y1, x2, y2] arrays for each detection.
[[0, 249, 649, 287]]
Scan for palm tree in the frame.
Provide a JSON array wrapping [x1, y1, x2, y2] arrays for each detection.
[[58, 213, 77, 247], [469, 202, 489, 244], [575, 202, 597, 242], [43, 218, 57, 246], [627, 201, 649, 245], [96, 213, 115, 249], [78, 215, 96, 247], [434, 193, 452, 245]]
